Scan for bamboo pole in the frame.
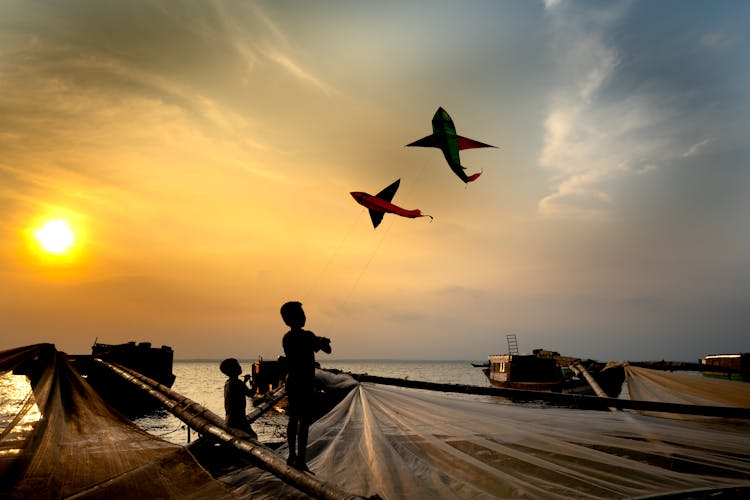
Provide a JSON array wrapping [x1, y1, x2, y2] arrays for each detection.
[[569, 361, 608, 398], [246, 386, 288, 424], [94, 359, 370, 500], [569, 361, 618, 412]]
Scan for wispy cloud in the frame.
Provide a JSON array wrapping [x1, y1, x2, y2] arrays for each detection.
[[215, 2, 339, 97], [0, 42, 265, 163], [209, 2, 337, 98], [700, 32, 735, 50], [682, 138, 716, 158], [537, 4, 671, 219], [265, 50, 338, 97], [537, 2, 750, 220]]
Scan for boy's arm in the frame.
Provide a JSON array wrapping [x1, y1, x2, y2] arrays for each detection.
[[242, 374, 255, 396], [316, 335, 332, 354]]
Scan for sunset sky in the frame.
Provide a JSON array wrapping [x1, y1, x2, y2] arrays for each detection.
[[2, 1, 748, 361]]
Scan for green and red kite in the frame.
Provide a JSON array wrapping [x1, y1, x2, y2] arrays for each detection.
[[407, 107, 496, 183]]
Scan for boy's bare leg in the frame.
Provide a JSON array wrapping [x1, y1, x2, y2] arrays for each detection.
[[295, 417, 311, 472], [286, 417, 298, 465]]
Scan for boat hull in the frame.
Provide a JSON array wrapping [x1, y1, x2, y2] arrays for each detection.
[[483, 351, 624, 398], [71, 341, 176, 416]]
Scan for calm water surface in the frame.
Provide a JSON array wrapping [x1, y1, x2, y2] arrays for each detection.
[[0, 373, 42, 457]]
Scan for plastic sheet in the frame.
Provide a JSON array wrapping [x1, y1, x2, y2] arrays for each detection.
[[0, 344, 234, 499], [626, 365, 750, 408], [4, 344, 750, 499], [222, 382, 750, 499]]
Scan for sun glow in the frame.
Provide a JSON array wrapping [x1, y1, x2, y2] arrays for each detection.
[[35, 219, 75, 255]]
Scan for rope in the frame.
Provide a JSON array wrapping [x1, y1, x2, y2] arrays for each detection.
[[151, 421, 187, 437]]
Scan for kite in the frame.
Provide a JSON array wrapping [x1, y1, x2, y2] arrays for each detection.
[[350, 179, 432, 228], [406, 107, 496, 183]]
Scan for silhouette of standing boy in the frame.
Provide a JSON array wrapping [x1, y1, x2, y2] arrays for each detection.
[[219, 358, 258, 439], [280, 301, 331, 473]]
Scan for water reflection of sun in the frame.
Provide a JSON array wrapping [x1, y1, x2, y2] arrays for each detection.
[[0, 373, 41, 457]]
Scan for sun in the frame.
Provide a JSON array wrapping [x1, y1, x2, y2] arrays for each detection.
[[24, 211, 87, 268], [35, 219, 75, 254]]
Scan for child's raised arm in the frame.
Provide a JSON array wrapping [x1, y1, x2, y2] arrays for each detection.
[[316, 336, 332, 354]]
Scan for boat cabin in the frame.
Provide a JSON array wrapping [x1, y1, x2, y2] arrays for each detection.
[[486, 353, 563, 386], [700, 353, 749, 381]]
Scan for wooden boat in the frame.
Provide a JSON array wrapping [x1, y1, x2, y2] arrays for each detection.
[[700, 353, 750, 382], [0, 344, 236, 500], [70, 340, 176, 415], [251, 356, 287, 394], [483, 348, 624, 397]]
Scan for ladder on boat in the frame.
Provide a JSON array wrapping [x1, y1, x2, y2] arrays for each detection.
[[506, 334, 519, 355]]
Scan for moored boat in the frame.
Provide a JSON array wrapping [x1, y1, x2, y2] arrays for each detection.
[[71, 340, 176, 415], [700, 353, 750, 382], [483, 348, 624, 397]]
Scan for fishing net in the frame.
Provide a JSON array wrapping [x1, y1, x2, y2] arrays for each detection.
[[625, 364, 750, 409], [4, 344, 750, 499], [0, 344, 235, 499], [222, 376, 750, 499]]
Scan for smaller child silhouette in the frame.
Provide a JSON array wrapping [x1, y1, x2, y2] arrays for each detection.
[[219, 358, 258, 439]]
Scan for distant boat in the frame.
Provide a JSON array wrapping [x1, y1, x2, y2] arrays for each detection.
[[483, 348, 624, 397], [71, 340, 176, 416], [700, 353, 749, 382], [251, 356, 287, 395]]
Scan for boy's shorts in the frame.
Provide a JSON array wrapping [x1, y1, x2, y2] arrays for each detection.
[[286, 386, 315, 418]]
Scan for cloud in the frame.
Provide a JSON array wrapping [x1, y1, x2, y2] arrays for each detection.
[[537, 1, 750, 220], [538, 170, 613, 220], [212, 2, 338, 97], [537, 4, 679, 219], [537, 88, 668, 218], [700, 32, 735, 50], [682, 138, 716, 158], [265, 50, 339, 97]]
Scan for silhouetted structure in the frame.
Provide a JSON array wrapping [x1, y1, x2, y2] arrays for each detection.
[[70, 340, 175, 416]]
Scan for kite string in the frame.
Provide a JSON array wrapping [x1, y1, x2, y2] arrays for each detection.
[[343, 211, 396, 303], [316, 212, 395, 335], [303, 207, 364, 300], [400, 155, 432, 200], [319, 155, 435, 331], [342, 155, 431, 300], [338, 155, 434, 308]]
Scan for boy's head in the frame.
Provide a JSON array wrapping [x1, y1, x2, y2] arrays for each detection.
[[280, 301, 306, 328], [220, 358, 242, 378]]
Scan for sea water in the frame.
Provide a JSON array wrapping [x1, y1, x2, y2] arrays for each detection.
[[133, 359, 491, 445]]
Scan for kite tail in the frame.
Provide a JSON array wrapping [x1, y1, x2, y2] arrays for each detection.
[[465, 170, 482, 183], [417, 211, 434, 223]]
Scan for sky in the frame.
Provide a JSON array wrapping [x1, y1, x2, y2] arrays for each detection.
[[1, 1, 748, 362]]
